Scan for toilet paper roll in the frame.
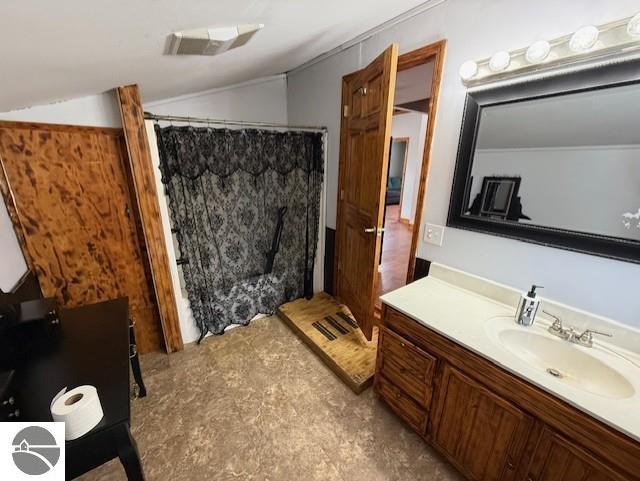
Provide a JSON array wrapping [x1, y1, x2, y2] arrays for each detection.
[[50, 385, 104, 440]]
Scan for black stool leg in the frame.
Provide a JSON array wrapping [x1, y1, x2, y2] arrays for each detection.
[[115, 423, 145, 481], [129, 319, 147, 398]]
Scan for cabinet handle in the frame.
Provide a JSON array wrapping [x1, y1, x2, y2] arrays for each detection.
[[395, 392, 402, 400], [505, 456, 515, 471], [400, 342, 406, 348]]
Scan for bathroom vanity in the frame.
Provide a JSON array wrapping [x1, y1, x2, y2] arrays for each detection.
[[376, 265, 640, 481]]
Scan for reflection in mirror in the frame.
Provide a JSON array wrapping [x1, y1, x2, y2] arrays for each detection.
[[464, 83, 640, 241]]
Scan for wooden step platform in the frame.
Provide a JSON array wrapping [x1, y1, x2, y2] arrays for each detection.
[[277, 292, 378, 394]]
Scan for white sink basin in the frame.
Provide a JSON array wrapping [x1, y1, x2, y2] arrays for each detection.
[[485, 319, 635, 400]]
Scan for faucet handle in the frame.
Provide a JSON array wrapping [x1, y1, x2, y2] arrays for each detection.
[[577, 329, 613, 347], [579, 329, 613, 340], [543, 311, 563, 330]]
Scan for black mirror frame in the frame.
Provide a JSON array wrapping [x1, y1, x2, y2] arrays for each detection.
[[447, 59, 640, 264]]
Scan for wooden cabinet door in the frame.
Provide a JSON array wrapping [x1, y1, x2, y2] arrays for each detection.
[[0, 122, 164, 353], [430, 364, 533, 481], [525, 427, 629, 481], [335, 44, 398, 340]]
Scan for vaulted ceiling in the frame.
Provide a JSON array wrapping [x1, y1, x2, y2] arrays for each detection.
[[0, 0, 432, 111]]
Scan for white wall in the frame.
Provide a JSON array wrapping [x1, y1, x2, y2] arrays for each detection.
[[0, 201, 27, 292], [286, 0, 640, 327], [0, 91, 122, 292], [391, 112, 428, 222], [144, 75, 288, 124], [471, 146, 640, 240], [0, 91, 122, 127]]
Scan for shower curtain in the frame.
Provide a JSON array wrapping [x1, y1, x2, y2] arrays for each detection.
[[155, 125, 324, 340]]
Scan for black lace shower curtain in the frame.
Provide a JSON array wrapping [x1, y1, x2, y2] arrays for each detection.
[[155, 125, 324, 340]]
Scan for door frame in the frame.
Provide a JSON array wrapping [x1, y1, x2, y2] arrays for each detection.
[[333, 39, 447, 295], [392, 136, 410, 221], [398, 39, 447, 283]]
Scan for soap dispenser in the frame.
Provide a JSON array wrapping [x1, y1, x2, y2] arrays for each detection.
[[516, 285, 543, 327]]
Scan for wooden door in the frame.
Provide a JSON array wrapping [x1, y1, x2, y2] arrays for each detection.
[[335, 44, 398, 340], [430, 364, 534, 481], [525, 427, 628, 481], [0, 121, 164, 354]]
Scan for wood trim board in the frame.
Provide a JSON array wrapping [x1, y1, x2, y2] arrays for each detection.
[[117, 84, 184, 353]]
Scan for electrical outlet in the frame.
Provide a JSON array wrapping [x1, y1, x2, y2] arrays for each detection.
[[423, 223, 444, 246]]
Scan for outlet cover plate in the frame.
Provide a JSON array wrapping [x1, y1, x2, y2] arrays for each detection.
[[424, 223, 444, 246]]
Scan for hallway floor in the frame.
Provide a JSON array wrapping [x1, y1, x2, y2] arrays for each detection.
[[78, 316, 461, 481], [377, 204, 413, 301]]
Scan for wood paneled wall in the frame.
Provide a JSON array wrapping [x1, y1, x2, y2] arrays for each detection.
[[0, 121, 165, 353]]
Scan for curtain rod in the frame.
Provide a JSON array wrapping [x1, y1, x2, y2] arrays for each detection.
[[144, 112, 327, 133]]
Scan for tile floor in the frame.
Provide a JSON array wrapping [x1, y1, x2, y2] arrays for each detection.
[[78, 316, 462, 481]]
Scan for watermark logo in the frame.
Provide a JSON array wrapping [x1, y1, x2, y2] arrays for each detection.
[[12, 426, 60, 475], [1, 422, 64, 480]]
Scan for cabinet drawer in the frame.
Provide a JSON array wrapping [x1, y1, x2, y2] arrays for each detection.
[[384, 307, 435, 351], [378, 327, 436, 407], [376, 375, 427, 433]]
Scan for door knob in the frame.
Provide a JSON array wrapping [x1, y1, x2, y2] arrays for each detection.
[[364, 227, 376, 233]]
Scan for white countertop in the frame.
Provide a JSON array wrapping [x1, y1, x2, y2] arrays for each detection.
[[381, 272, 640, 442]]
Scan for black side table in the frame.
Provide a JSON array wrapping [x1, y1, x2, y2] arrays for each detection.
[[3, 298, 145, 480]]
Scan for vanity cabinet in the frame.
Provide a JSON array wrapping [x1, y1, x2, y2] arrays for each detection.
[[375, 306, 640, 481], [378, 327, 436, 407], [524, 428, 628, 481], [376, 327, 437, 431], [430, 365, 533, 481]]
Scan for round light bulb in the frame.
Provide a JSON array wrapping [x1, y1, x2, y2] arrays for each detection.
[[525, 40, 551, 63], [459, 60, 478, 81], [627, 12, 640, 37], [489, 51, 511, 72], [569, 25, 599, 52]]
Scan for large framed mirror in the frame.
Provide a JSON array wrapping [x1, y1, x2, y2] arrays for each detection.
[[448, 60, 640, 263]]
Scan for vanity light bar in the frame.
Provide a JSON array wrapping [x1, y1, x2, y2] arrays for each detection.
[[460, 13, 640, 86]]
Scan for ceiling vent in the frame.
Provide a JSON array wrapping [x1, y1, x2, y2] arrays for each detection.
[[167, 24, 264, 56]]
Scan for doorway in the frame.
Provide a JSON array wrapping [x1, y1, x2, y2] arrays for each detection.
[[377, 137, 411, 297], [376, 55, 437, 305], [334, 40, 446, 335]]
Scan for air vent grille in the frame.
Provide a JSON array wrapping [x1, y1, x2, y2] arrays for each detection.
[[167, 25, 263, 56]]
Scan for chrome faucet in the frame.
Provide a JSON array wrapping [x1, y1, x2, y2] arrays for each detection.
[[574, 329, 613, 348], [543, 311, 612, 348]]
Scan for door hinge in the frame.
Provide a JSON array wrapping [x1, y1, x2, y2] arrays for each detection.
[[340, 189, 345, 200], [343, 105, 349, 117]]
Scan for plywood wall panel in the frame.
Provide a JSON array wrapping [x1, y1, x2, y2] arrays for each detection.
[[0, 121, 164, 353]]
